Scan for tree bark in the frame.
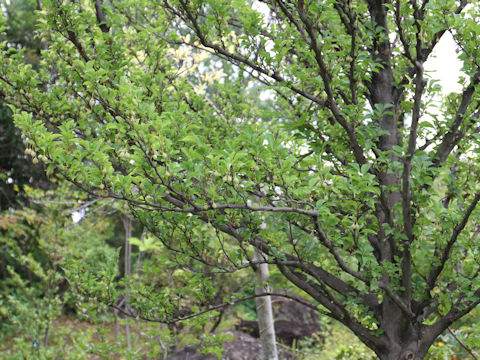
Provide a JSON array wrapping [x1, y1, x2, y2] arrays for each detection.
[[371, 321, 439, 360], [254, 247, 278, 360], [376, 346, 428, 360]]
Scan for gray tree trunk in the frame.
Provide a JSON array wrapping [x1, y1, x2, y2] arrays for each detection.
[[377, 346, 428, 360], [253, 247, 278, 360]]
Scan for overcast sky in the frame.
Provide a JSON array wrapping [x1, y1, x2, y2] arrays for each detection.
[[424, 33, 463, 94]]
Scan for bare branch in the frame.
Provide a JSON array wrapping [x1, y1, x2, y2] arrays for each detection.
[[447, 327, 479, 360]]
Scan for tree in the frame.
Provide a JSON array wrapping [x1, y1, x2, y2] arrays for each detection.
[[2, 0, 480, 359], [0, 0, 47, 211]]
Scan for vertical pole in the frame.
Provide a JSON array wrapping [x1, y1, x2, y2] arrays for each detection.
[[122, 214, 132, 348], [254, 247, 278, 360]]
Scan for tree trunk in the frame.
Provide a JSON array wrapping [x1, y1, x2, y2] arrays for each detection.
[[253, 247, 278, 360], [376, 345, 429, 360], [366, 309, 437, 360]]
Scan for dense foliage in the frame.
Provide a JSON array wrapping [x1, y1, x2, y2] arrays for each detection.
[[2, 0, 480, 359]]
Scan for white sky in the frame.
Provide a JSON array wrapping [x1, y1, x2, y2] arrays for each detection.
[[72, 211, 83, 223], [424, 32, 463, 94]]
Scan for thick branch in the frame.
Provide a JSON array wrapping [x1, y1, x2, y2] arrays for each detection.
[[66, 30, 90, 62], [94, 0, 110, 33], [278, 262, 386, 351], [401, 60, 425, 303]]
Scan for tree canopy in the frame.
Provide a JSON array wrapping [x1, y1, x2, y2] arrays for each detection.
[[2, 0, 480, 359]]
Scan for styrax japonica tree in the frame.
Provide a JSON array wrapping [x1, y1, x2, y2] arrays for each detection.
[[2, 0, 480, 358]]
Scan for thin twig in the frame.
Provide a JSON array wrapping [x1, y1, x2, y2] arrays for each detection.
[[447, 327, 479, 359]]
